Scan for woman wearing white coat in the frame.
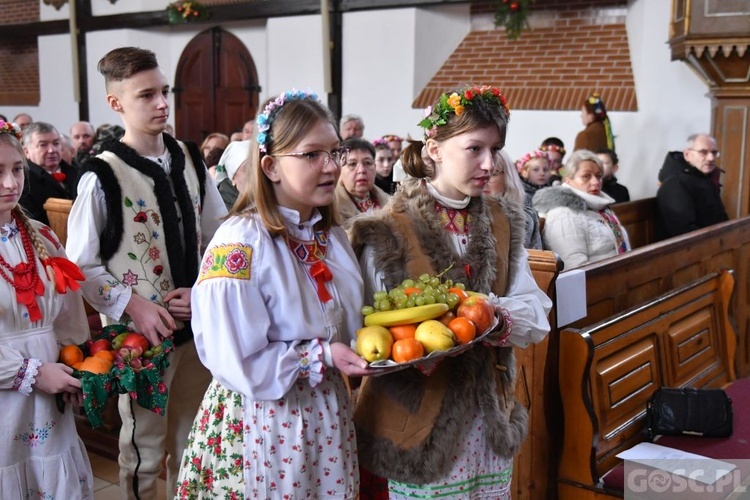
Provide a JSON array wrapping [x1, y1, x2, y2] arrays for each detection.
[[532, 149, 630, 269]]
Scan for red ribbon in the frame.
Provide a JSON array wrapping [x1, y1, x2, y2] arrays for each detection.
[[464, 264, 472, 280], [309, 261, 333, 303], [50, 171, 67, 183], [43, 257, 85, 294], [13, 262, 45, 322]]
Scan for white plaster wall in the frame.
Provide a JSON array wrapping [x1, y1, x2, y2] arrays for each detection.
[[341, 6, 469, 141]]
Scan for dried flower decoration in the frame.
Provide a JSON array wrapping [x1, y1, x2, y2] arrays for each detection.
[[0, 121, 23, 141], [418, 85, 509, 139], [256, 89, 319, 153], [167, 1, 210, 24], [494, 0, 533, 40], [515, 150, 549, 173]]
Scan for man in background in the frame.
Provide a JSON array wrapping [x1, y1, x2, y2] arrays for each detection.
[[656, 133, 728, 240]]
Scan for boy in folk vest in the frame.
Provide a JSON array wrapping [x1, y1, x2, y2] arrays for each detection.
[[67, 47, 227, 499]]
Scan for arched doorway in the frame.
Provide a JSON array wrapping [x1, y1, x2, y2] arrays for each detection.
[[173, 27, 260, 145]]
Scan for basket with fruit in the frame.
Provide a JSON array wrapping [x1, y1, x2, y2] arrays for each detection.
[[356, 273, 501, 373], [57, 324, 173, 427]]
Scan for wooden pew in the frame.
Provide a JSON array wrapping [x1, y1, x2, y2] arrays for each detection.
[[610, 197, 657, 250], [557, 270, 736, 499], [573, 215, 750, 379], [43, 197, 73, 246], [512, 249, 563, 499]]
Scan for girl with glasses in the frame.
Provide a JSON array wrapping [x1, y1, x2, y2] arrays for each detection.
[[177, 91, 373, 498]]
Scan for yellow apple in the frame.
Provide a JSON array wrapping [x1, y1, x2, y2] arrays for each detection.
[[414, 320, 455, 353], [355, 325, 394, 362]]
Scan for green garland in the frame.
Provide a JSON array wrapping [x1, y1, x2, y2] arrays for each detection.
[[494, 0, 533, 40], [167, 1, 211, 24]]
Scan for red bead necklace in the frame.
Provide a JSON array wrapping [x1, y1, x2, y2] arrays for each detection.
[[0, 213, 44, 321]]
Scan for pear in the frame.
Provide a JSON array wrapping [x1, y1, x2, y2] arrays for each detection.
[[414, 320, 455, 353], [356, 325, 394, 362]]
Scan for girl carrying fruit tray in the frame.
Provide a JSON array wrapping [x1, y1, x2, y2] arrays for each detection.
[[348, 85, 553, 500], [0, 123, 94, 499]]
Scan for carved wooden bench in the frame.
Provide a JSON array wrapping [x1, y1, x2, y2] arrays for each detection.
[[557, 270, 736, 499]]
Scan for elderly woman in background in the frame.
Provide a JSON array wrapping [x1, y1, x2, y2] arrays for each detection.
[[484, 150, 542, 249], [214, 140, 249, 211], [532, 149, 630, 269], [335, 137, 390, 227], [200, 132, 230, 163]]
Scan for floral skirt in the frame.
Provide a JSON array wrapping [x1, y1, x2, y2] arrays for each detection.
[[176, 371, 358, 499]]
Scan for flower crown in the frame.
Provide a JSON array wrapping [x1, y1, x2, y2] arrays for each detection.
[[0, 120, 23, 141], [418, 85, 509, 139], [541, 144, 566, 156], [372, 138, 389, 148], [381, 134, 402, 143], [586, 93, 607, 118], [256, 89, 319, 153], [515, 150, 549, 173]]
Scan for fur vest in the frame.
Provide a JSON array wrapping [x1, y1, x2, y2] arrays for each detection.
[[83, 134, 206, 344], [348, 179, 529, 484]]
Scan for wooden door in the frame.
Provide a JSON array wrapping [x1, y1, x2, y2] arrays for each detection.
[[174, 27, 260, 145]]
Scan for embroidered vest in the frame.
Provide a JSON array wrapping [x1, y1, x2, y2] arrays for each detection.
[[86, 137, 204, 344]]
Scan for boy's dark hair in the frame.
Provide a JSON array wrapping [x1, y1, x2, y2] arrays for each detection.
[[98, 47, 159, 90], [595, 147, 618, 165], [540, 137, 565, 149]]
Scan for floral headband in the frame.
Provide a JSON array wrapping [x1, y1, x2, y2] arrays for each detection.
[[418, 85, 509, 139], [256, 89, 319, 153], [541, 144, 566, 156], [372, 138, 389, 148], [0, 120, 22, 141], [586, 93, 607, 118], [515, 150, 549, 173], [381, 134, 402, 143]]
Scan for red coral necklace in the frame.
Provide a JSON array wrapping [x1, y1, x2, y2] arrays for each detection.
[[0, 213, 45, 321]]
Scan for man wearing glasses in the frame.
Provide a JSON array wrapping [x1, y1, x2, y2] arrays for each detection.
[[656, 133, 728, 240]]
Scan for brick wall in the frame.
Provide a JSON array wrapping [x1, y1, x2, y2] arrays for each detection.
[[0, 0, 39, 106], [415, 0, 636, 112]]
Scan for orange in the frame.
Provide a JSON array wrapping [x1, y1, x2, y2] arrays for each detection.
[[403, 287, 422, 297], [93, 350, 116, 363], [448, 287, 469, 305], [391, 338, 425, 363], [448, 317, 477, 345], [72, 361, 83, 370], [78, 356, 113, 375], [389, 324, 417, 341], [59, 345, 84, 367]]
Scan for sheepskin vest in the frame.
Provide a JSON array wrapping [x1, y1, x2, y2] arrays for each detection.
[[349, 179, 529, 484], [84, 135, 206, 344]]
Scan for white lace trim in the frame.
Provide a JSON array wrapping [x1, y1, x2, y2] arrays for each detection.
[[19, 358, 43, 396]]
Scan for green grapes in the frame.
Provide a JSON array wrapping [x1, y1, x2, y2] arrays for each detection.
[[366, 274, 468, 312]]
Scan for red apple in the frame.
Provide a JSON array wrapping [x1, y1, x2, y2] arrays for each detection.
[[438, 311, 457, 327], [121, 333, 150, 352], [457, 296, 495, 333], [88, 338, 111, 355]]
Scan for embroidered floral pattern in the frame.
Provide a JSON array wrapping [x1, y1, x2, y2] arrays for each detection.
[[26, 489, 55, 500], [11, 358, 29, 391], [435, 202, 473, 235], [14, 421, 56, 448], [98, 278, 121, 303], [1, 219, 19, 242], [198, 244, 253, 282], [123, 196, 173, 297]]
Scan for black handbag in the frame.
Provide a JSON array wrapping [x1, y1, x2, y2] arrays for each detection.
[[647, 387, 733, 439]]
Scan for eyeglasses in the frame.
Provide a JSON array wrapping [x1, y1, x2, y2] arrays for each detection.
[[688, 148, 720, 158], [273, 148, 347, 168], [343, 159, 376, 171]]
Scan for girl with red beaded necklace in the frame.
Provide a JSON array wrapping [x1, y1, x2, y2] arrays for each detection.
[[348, 85, 552, 499], [176, 91, 373, 498], [0, 123, 93, 498]]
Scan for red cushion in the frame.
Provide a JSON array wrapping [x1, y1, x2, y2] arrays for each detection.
[[601, 377, 750, 491]]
